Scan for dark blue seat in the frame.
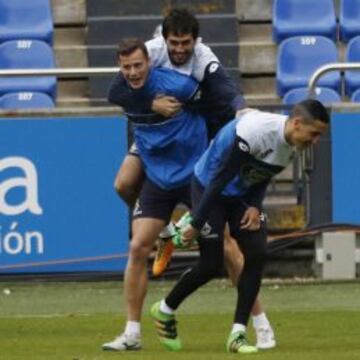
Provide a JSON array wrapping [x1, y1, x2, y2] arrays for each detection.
[[0, 40, 56, 99], [345, 36, 360, 96], [0, 0, 53, 45], [340, 0, 360, 42], [0, 92, 54, 109], [350, 88, 360, 102], [283, 87, 341, 105], [277, 36, 340, 97], [273, 0, 336, 43]]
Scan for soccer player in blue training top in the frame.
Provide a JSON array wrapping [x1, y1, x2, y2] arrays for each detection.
[[101, 38, 208, 352], [105, 8, 276, 351], [150, 99, 329, 353]]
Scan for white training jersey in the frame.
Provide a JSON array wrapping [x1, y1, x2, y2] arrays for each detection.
[[145, 36, 219, 82], [235, 110, 294, 167]]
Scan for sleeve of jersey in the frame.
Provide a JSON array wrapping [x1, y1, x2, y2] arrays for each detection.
[[191, 136, 253, 230], [107, 72, 153, 110], [245, 180, 270, 210], [203, 62, 246, 111]]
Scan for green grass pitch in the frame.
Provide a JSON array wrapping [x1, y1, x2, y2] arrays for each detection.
[[1, 280, 360, 359]]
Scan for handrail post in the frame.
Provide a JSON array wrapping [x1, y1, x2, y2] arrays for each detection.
[[308, 62, 360, 98]]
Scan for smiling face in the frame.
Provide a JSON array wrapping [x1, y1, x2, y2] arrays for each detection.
[[287, 117, 329, 150], [118, 48, 150, 90], [165, 32, 195, 66]]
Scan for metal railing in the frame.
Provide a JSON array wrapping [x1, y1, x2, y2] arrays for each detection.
[[308, 62, 360, 96], [0, 67, 119, 77]]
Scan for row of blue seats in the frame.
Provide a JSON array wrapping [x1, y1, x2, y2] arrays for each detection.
[[277, 35, 360, 97], [0, 40, 56, 99], [0, 0, 53, 45], [282, 87, 360, 105], [0, 92, 54, 109], [273, 0, 360, 43]]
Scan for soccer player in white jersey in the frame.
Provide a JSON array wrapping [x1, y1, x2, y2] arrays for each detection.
[[150, 99, 329, 353], [104, 8, 274, 351]]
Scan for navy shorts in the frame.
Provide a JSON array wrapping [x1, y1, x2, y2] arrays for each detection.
[[133, 177, 191, 222], [191, 176, 267, 247]]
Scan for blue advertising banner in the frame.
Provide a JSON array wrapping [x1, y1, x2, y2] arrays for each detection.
[[332, 112, 360, 224], [0, 114, 129, 273]]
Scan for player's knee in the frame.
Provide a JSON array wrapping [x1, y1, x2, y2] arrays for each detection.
[[199, 258, 223, 279], [114, 178, 138, 206], [245, 245, 267, 266], [129, 240, 152, 261]]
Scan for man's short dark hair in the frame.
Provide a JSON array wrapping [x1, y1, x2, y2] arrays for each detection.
[[117, 38, 149, 59], [291, 99, 330, 124], [162, 8, 199, 39]]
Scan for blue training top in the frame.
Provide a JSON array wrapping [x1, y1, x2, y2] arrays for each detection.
[[192, 110, 295, 229], [109, 67, 208, 190]]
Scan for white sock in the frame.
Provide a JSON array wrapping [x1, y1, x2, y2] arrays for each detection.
[[159, 299, 174, 315], [125, 321, 140, 335], [231, 323, 246, 334], [252, 312, 270, 329]]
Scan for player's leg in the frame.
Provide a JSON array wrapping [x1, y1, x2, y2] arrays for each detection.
[[151, 178, 227, 351], [223, 228, 275, 349], [103, 179, 174, 351], [225, 206, 267, 354], [114, 144, 144, 208]]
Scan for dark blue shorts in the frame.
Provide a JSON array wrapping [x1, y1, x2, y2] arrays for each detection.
[[191, 176, 267, 246], [133, 177, 191, 222]]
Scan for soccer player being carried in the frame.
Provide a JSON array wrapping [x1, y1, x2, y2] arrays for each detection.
[[103, 8, 275, 351], [150, 100, 329, 353], [102, 37, 208, 351]]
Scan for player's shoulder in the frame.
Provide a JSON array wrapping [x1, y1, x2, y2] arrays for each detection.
[[145, 36, 165, 51], [237, 110, 285, 134], [152, 67, 197, 94], [192, 39, 219, 81], [145, 36, 168, 65], [236, 110, 287, 151]]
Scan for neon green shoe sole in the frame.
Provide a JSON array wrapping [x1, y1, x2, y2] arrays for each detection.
[[150, 301, 182, 351], [227, 331, 258, 354]]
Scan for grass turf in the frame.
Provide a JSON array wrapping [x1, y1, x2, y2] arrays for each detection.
[[0, 280, 360, 359]]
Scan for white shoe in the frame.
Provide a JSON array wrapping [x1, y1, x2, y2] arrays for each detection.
[[102, 332, 141, 351], [255, 326, 276, 349]]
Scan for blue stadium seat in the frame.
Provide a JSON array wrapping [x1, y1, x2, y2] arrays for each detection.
[[277, 36, 340, 97], [0, 92, 54, 109], [350, 88, 360, 102], [283, 87, 341, 105], [0, 0, 53, 45], [0, 40, 56, 99], [273, 0, 336, 43], [340, 0, 360, 42], [345, 36, 360, 96]]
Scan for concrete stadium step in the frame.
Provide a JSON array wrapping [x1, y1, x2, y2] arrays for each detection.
[[54, 27, 86, 46], [236, 0, 272, 21], [242, 76, 276, 97], [52, 0, 86, 26], [87, 14, 239, 45], [87, 0, 237, 16]]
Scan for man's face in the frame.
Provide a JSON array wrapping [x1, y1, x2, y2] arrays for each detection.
[[291, 118, 328, 150], [118, 48, 150, 89], [165, 32, 195, 66]]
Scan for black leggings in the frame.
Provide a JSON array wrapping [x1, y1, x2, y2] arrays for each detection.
[[165, 179, 267, 326]]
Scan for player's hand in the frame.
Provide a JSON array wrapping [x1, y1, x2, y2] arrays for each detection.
[[180, 224, 199, 246], [151, 95, 182, 117], [240, 207, 261, 231]]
